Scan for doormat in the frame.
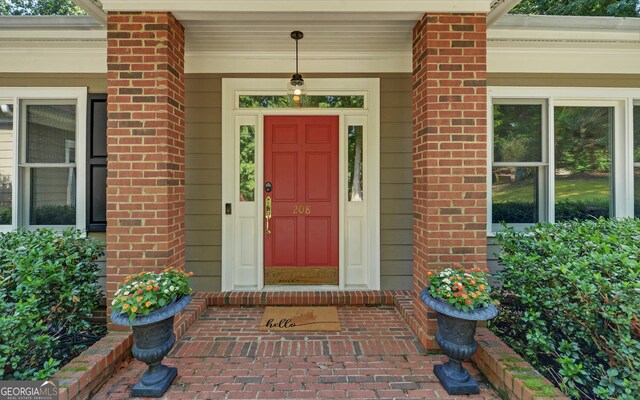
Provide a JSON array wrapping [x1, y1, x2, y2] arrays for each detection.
[[259, 306, 341, 332]]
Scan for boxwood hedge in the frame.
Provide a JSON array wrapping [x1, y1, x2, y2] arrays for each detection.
[[0, 229, 104, 380], [494, 218, 640, 399]]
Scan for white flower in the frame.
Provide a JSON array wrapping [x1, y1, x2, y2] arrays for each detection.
[[445, 286, 452, 291], [169, 286, 175, 291], [442, 278, 451, 284], [111, 299, 117, 305], [164, 289, 169, 294], [124, 291, 130, 296]]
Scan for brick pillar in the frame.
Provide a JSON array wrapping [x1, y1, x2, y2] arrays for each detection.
[[412, 14, 488, 349], [105, 12, 185, 322]]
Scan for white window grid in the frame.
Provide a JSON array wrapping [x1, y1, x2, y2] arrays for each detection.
[[488, 87, 640, 235], [0, 88, 86, 232]]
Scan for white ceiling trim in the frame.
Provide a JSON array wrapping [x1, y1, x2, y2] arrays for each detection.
[[0, 47, 106, 73], [173, 12, 424, 22], [99, 0, 493, 13], [5, 45, 639, 76], [186, 51, 411, 74], [488, 47, 640, 74]]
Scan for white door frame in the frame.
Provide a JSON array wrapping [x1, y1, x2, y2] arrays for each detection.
[[221, 78, 380, 291]]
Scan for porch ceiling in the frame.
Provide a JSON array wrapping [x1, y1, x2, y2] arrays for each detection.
[[183, 16, 414, 56], [79, 0, 502, 73]]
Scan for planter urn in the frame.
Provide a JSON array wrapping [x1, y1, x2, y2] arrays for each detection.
[[111, 295, 191, 397], [420, 288, 498, 395]]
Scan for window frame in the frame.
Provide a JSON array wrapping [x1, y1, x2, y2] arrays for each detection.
[[490, 98, 549, 232], [0, 87, 87, 232], [488, 87, 640, 235]]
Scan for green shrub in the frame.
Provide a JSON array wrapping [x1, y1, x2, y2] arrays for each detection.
[[0, 229, 104, 380], [494, 218, 640, 399]]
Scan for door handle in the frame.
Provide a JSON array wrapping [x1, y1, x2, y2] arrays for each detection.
[[265, 196, 272, 235]]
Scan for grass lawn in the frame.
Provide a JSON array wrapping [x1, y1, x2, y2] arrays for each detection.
[[493, 177, 610, 203]]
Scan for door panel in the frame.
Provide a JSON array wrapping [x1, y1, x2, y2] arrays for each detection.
[[306, 153, 332, 201], [272, 153, 297, 201], [305, 217, 331, 265], [271, 217, 297, 266], [264, 116, 339, 285]]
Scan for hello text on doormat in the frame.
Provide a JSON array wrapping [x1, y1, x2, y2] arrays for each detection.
[[259, 306, 341, 332]]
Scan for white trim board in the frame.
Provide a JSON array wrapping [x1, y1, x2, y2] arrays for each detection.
[[221, 78, 380, 291]]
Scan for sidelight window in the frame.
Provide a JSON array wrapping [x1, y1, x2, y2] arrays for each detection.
[[239, 125, 256, 202], [347, 125, 364, 201]]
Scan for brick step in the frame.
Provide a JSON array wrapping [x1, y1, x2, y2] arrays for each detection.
[[194, 290, 411, 307]]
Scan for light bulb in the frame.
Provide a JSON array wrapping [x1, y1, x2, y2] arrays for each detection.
[[293, 95, 300, 102], [294, 88, 302, 96]]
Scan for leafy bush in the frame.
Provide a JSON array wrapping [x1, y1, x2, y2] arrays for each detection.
[[494, 218, 640, 399], [0, 228, 104, 380]]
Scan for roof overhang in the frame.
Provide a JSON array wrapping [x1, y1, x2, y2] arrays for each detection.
[[98, 0, 495, 14], [488, 15, 640, 74], [0, 14, 639, 76]]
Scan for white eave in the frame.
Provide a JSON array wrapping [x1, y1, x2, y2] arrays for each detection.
[[488, 15, 640, 74], [0, 16, 106, 73], [0, 14, 639, 75], [98, 0, 494, 14]]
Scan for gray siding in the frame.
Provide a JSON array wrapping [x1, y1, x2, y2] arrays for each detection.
[[184, 75, 222, 292], [379, 76, 413, 289]]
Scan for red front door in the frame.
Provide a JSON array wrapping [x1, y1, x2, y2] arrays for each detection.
[[264, 116, 339, 285]]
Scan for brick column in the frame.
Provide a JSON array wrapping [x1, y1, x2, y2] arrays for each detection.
[[105, 12, 186, 320], [412, 14, 488, 349]]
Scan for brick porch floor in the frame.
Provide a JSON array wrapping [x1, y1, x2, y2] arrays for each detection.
[[92, 306, 499, 399]]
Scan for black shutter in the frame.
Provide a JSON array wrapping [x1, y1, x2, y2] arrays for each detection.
[[87, 94, 107, 232]]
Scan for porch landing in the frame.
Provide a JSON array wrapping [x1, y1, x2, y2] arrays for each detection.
[[92, 303, 499, 399]]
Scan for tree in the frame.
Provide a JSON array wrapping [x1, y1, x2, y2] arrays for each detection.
[[0, 0, 85, 16], [511, 0, 640, 17]]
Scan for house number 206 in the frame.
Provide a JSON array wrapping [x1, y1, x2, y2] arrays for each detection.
[[293, 205, 311, 214]]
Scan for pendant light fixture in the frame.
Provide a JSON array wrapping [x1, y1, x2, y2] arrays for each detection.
[[288, 30, 306, 107]]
